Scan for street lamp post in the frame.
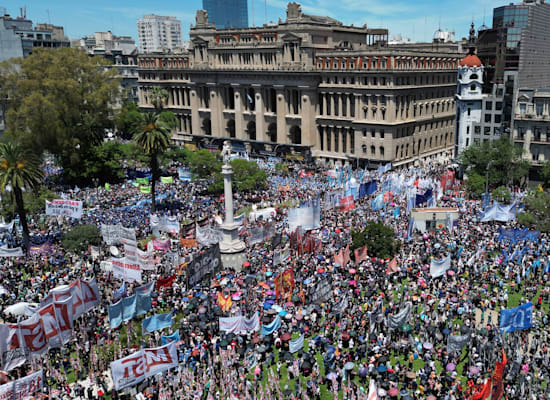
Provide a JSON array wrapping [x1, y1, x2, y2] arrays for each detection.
[[485, 160, 495, 195]]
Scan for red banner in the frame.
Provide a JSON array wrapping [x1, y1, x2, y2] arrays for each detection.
[[343, 244, 351, 266], [386, 257, 399, 275], [156, 274, 176, 290], [490, 349, 507, 400], [339, 196, 355, 212]]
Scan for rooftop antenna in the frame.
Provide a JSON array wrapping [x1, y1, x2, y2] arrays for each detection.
[[24, 5, 26, 19]]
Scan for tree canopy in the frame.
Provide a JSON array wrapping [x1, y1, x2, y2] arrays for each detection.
[[189, 149, 221, 180], [517, 190, 550, 233], [209, 159, 268, 194], [351, 221, 400, 259], [460, 136, 529, 189], [0, 48, 120, 176]]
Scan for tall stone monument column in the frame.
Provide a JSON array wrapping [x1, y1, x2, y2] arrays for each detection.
[[219, 141, 246, 269]]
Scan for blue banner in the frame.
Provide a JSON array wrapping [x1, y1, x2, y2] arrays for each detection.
[[261, 315, 281, 337], [108, 301, 123, 329], [161, 330, 180, 345], [113, 282, 126, 302], [497, 227, 540, 244], [122, 295, 137, 322], [142, 312, 173, 334], [289, 334, 305, 353], [481, 192, 491, 209], [135, 292, 152, 316], [500, 302, 533, 333]]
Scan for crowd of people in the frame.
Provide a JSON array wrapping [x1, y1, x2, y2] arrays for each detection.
[[0, 157, 549, 400]]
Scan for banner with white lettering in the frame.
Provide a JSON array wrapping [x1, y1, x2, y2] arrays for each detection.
[[0, 247, 23, 257], [45, 199, 82, 219], [101, 224, 137, 246], [112, 257, 142, 283], [110, 342, 178, 390], [187, 244, 221, 287]]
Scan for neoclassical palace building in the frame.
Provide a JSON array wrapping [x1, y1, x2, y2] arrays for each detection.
[[137, 2, 461, 167]]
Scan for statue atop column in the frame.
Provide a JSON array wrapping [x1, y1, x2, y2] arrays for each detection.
[[222, 140, 232, 167]]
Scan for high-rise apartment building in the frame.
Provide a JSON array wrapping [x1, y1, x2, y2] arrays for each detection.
[[137, 15, 182, 53], [202, 0, 248, 28], [137, 3, 460, 168]]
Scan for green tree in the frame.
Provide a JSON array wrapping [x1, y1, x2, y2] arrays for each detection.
[[460, 136, 529, 188], [351, 221, 400, 259], [161, 146, 193, 166], [0, 143, 43, 248], [465, 172, 486, 198], [64, 141, 127, 185], [115, 102, 144, 140], [134, 112, 171, 212], [189, 149, 221, 180], [0, 48, 120, 175], [208, 159, 268, 194], [492, 186, 512, 204], [517, 190, 550, 233], [540, 161, 550, 189], [61, 224, 101, 252]]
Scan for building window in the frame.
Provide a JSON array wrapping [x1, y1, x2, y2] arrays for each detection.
[[470, 84, 476, 91], [474, 126, 481, 134], [362, 130, 367, 137], [484, 127, 491, 135], [362, 144, 367, 153], [494, 114, 501, 124], [485, 114, 492, 123], [379, 146, 385, 157], [467, 108, 471, 116], [485, 101, 493, 110], [370, 145, 375, 155], [495, 102, 503, 110]]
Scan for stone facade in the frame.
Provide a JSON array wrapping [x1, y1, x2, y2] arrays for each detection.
[[137, 3, 461, 167], [513, 88, 550, 164]]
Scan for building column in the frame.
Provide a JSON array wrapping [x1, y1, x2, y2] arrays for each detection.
[[234, 86, 245, 140], [301, 90, 316, 148], [255, 87, 266, 142], [208, 86, 222, 137], [346, 94, 351, 117], [524, 126, 533, 160], [275, 87, 287, 144], [337, 94, 343, 116], [189, 88, 200, 135]]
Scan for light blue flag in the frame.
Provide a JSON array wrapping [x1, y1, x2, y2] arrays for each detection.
[[113, 282, 127, 302], [407, 217, 415, 242], [430, 255, 451, 278], [142, 312, 173, 335], [135, 293, 152, 317], [261, 315, 281, 337], [161, 330, 180, 345], [289, 334, 305, 353], [393, 208, 401, 219], [122, 295, 137, 322], [108, 300, 123, 329], [500, 302, 532, 333], [372, 193, 384, 211]]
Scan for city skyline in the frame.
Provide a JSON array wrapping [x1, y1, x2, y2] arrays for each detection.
[[10, 0, 506, 45]]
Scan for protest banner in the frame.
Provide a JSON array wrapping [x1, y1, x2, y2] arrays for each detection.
[[187, 244, 221, 287], [45, 199, 83, 219], [112, 257, 142, 283], [0, 370, 43, 400], [110, 342, 178, 390]]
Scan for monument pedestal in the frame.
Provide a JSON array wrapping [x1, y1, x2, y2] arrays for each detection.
[[219, 142, 246, 270]]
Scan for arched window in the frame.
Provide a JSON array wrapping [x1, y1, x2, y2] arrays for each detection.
[[470, 74, 478, 80], [370, 145, 376, 155], [379, 146, 385, 157]]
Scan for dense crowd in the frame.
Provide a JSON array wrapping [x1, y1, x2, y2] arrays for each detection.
[[0, 158, 549, 400]]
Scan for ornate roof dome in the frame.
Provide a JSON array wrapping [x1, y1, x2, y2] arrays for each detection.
[[459, 54, 482, 67]]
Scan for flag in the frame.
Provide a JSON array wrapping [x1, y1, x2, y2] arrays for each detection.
[[472, 378, 491, 400], [161, 330, 180, 345], [343, 244, 351, 265], [142, 312, 173, 334], [105, 183, 110, 191], [274, 269, 294, 300], [430, 255, 451, 278], [447, 332, 471, 353], [217, 292, 233, 313], [371, 193, 384, 210], [388, 303, 411, 329], [499, 302, 532, 333], [538, 184, 543, 192], [140, 186, 151, 194], [339, 195, 355, 212], [406, 217, 415, 242], [289, 334, 304, 353], [161, 176, 173, 184], [354, 246, 367, 263], [156, 274, 176, 290], [113, 282, 127, 302], [386, 257, 399, 275], [446, 212, 453, 232], [367, 379, 378, 400], [333, 248, 344, 265], [490, 349, 507, 400]]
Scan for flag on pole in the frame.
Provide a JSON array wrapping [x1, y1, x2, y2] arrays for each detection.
[[367, 379, 379, 400]]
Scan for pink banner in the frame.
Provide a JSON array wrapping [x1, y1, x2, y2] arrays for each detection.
[[152, 238, 171, 251]]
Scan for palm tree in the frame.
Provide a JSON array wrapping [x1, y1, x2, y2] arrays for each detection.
[[0, 143, 43, 249], [134, 112, 171, 212]]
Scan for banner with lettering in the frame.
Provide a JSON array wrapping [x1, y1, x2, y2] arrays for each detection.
[[45, 199, 83, 219], [187, 244, 221, 287], [110, 342, 178, 390], [101, 224, 137, 246], [111, 257, 142, 283], [150, 215, 180, 235], [0, 370, 43, 400], [0, 247, 23, 257], [152, 238, 170, 251], [29, 242, 54, 255]]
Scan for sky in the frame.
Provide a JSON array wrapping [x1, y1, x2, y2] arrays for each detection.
[[9, 0, 508, 44]]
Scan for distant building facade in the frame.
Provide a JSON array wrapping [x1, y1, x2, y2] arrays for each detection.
[[203, 0, 248, 28], [513, 89, 550, 164], [73, 32, 139, 103], [137, 3, 460, 167], [137, 15, 182, 53]]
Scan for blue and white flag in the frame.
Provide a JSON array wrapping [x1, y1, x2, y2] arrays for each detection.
[[108, 300, 123, 329], [481, 192, 491, 209], [500, 302, 533, 333], [161, 330, 180, 345], [393, 207, 401, 219], [135, 293, 152, 316], [261, 315, 281, 337], [134, 281, 155, 296], [430, 255, 451, 278], [142, 312, 173, 335], [122, 295, 137, 322], [289, 334, 305, 353], [113, 282, 127, 302], [371, 193, 384, 211]]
